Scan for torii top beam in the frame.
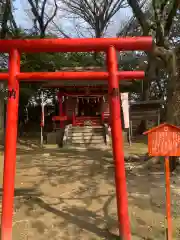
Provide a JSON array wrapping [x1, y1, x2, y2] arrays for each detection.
[[0, 37, 152, 53]]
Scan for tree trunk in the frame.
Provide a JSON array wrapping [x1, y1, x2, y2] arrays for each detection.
[[165, 51, 180, 171], [166, 87, 180, 171], [140, 53, 156, 132]]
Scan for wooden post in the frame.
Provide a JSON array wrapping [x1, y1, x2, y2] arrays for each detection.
[[40, 90, 44, 147], [58, 93, 64, 128], [165, 156, 172, 240]]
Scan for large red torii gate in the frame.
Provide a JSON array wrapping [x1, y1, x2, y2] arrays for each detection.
[[0, 37, 152, 240]]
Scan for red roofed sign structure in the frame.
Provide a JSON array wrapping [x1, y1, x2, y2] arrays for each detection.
[[143, 122, 180, 240], [144, 123, 180, 157]]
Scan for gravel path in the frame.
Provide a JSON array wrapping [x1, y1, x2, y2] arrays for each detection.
[[0, 144, 180, 239]]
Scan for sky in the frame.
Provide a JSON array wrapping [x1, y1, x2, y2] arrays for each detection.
[[13, 0, 132, 37], [14, 0, 31, 27]]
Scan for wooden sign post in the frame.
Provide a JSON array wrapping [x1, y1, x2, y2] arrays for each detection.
[[144, 123, 180, 240], [40, 91, 45, 147]]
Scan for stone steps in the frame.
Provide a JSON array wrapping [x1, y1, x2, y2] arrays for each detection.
[[66, 126, 106, 146], [68, 135, 104, 140]]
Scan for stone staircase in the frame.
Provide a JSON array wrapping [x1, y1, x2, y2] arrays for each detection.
[[64, 125, 106, 147]]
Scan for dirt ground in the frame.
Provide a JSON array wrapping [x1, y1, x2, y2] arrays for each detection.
[[0, 140, 180, 240]]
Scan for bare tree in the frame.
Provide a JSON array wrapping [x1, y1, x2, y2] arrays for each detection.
[[61, 0, 127, 38], [0, 0, 11, 38], [27, 0, 58, 37], [0, 0, 18, 38]]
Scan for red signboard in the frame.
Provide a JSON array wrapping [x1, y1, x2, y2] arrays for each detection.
[[143, 123, 180, 157], [52, 116, 67, 121]]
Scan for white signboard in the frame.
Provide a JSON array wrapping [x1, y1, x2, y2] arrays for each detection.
[[121, 93, 129, 129]]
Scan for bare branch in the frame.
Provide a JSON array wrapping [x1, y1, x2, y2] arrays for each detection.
[[127, 0, 150, 35], [27, 0, 58, 38], [105, 0, 127, 22], [164, 0, 180, 36], [44, 0, 58, 31], [48, 18, 70, 38], [61, 0, 127, 37], [41, 0, 48, 20]]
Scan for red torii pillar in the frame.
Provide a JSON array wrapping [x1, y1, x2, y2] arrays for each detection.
[[1, 49, 20, 240], [107, 46, 131, 238]]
